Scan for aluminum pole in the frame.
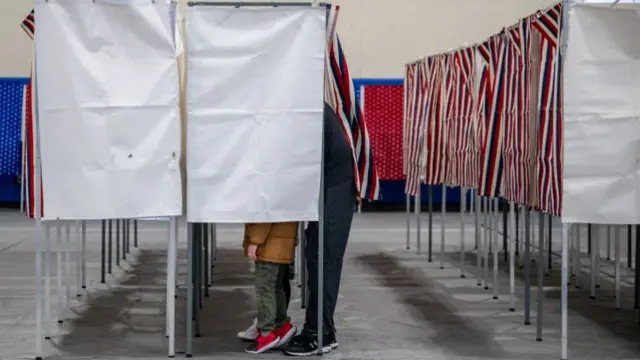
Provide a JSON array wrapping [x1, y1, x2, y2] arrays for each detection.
[[492, 198, 499, 299], [108, 219, 112, 274], [483, 197, 489, 290], [81, 220, 87, 289], [406, 194, 411, 250], [186, 223, 194, 357], [509, 201, 516, 311], [628, 225, 632, 268], [561, 223, 570, 360], [440, 184, 446, 269], [573, 224, 580, 289], [428, 185, 433, 262], [536, 212, 544, 342], [116, 219, 120, 266], [167, 217, 177, 357], [459, 187, 466, 278], [75, 221, 82, 297], [524, 207, 531, 325], [134, 219, 138, 248], [56, 222, 63, 323], [614, 225, 621, 309], [33, 55, 44, 359], [416, 187, 421, 255], [101, 220, 106, 284], [475, 192, 481, 287], [590, 224, 597, 299]]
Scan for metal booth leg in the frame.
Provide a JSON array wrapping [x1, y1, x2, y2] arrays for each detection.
[[523, 207, 531, 326], [428, 185, 433, 262], [81, 220, 87, 290], [406, 194, 411, 250], [134, 219, 138, 248], [536, 212, 544, 342], [101, 220, 106, 284], [108, 219, 113, 274], [186, 223, 194, 357], [194, 224, 202, 338], [204, 223, 210, 296], [300, 222, 307, 309], [116, 219, 120, 266]]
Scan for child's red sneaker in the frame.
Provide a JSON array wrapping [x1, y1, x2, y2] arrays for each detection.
[[245, 331, 280, 354], [275, 321, 297, 347]]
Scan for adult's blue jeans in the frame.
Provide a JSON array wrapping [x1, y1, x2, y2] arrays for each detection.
[[303, 178, 356, 336]]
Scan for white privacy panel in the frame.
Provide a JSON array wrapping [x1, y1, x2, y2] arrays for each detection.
[[562, 5, 640, 224], [186, 6, 326, 223], [35, 0, 182, 220]]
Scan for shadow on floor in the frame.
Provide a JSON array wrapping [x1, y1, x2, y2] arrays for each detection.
[[192, 247, 258, 355], [444, 249, 640, 355], [355, 251, 508, 358], [54, 246, 259, 358], [54, 248, 170, 358]]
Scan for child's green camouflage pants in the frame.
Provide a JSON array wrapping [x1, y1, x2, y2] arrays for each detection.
[[255, 261, 290, 335]]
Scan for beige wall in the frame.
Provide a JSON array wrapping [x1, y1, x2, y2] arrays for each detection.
[[0, 1, 34, 77], [177, 0, 562, 78], [0, 1, 632, 78]]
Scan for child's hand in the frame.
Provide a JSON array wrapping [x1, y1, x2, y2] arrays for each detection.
[[247, 244, 258, 261]]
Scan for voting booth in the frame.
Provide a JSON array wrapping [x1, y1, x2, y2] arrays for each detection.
[[30, 0, 331, 358]]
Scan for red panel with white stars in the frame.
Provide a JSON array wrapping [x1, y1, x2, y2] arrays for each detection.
[[362, 85, 404, 180]]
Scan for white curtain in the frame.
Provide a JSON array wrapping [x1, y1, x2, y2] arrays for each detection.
[[35, 0, 182, 220], [186, 7, 326, 223], [563, 4, 640, 224]]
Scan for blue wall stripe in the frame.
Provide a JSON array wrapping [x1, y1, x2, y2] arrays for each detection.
[[353, 78, 403, 86], [3, 77, 404, 86], [0, 77, 30, 85]]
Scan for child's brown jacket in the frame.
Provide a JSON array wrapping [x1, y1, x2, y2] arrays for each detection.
[[243, 222, 298, 264]]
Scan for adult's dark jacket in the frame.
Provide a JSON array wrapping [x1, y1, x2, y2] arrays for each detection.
[[323, 103, 355, 189]]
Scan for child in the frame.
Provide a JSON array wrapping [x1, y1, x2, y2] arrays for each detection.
[[237, 263, 292, 342], [243, 222, 298, 354]]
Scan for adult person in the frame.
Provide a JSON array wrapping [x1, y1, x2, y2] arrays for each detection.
[[283, 102, 359, 356]]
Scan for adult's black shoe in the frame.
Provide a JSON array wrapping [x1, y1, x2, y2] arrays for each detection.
[[327, 332, 338, 350], [283, 331, 332, 356]]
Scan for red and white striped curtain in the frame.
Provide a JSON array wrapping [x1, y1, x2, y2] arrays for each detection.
[[478, 35, 508, 198], [403, 63, 416, 178], [404, 60, 426, 196], [402, 1, 565, 214], [533, 3, 564, 216], [423, 56, 445, 186], [501, 17, 534, 207], [21, 10, 43, 219], [442, 53, 457, 186]]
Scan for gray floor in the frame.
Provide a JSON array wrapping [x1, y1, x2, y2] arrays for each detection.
[[1, 210, 639, 360]]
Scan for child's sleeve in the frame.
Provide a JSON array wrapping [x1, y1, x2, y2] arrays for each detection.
[[245, 223, 272, 245]]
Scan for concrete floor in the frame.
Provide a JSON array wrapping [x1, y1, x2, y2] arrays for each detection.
[[0, 210, 639, 359]]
